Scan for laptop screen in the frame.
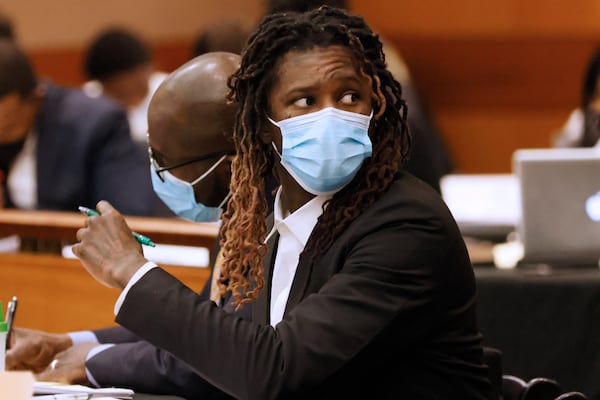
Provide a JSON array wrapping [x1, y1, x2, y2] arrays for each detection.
[[513, 148, 600, 266]]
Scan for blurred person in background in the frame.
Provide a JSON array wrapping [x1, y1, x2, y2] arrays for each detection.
[[554, 45, 600, 147], [0, 39, 157, 216], [0, 12, 14, 40], [83, 28, 167, 145], [192, 19, 251, 58]]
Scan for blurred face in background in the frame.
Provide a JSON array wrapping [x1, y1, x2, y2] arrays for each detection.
[[102, 63, 152, 109], [0, 91, 41, 144]]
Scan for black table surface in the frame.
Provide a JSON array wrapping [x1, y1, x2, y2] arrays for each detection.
[[475, 264, 600, 400]]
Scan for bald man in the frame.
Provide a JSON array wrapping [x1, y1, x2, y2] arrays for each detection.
[[148, 52, 238, 221], [6, 52, 245, 399]]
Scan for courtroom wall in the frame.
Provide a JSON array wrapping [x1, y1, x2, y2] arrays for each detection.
[[4, 0, 600, 172], [354, 0, 600, 172]]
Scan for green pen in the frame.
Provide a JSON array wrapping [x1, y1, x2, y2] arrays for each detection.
[[78, 206, 156, 247]]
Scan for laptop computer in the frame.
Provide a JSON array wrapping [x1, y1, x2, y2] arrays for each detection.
[[440, 174, 520, 241], [513, 147, 600, 266]]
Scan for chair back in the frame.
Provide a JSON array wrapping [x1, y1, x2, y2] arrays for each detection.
[[502, 375, 527, 400], [554, 392, 588, 400], [521, 377, 562, 400], [483, 346, 503, 400]]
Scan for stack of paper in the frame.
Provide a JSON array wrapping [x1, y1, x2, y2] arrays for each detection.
[[34, 381, 134, 399]]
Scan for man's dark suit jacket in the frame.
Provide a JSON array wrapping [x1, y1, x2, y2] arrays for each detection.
[[112, 171, 492, 399], [30, 83, 158, 216], [87, 278, 246, 399]]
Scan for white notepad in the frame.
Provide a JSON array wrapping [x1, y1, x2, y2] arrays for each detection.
[[34, 381, 133, 399]]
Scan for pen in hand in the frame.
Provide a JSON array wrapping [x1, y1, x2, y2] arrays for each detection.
[[6, 295, 16, 350], [78, 206, 156, 247]]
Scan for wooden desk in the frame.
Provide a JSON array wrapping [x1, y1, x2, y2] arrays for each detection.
[[0, 253, 210, 332], [0, 209, 217, 331], [0, 209, 219, 248]]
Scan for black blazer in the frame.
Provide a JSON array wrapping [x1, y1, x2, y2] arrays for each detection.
[[32, 83, 159, 216], [116, 171, 493, 399], [87, 276, 247, 399]]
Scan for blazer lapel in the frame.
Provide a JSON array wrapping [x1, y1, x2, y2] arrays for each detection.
[[253, 218, 278, 325], [283, 246, 315, 316]]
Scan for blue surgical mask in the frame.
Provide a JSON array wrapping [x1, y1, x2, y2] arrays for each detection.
[[268, 107, 373, 195], [150, 155, 229, 222]]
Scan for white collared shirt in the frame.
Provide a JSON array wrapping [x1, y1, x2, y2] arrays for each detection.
[[115, 188, 330, 327], [266, 188, 330, 326], [7, 130, 37, 209]]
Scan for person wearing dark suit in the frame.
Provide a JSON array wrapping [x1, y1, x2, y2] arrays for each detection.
[[0, 39, 156, 216], [6, 52, 244, 399], [72, 7, 491, 399]]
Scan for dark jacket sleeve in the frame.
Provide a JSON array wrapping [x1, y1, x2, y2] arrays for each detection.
[[87, 258, 253, 399], [35, 84, 162, 216], [86, 340, 234, 400], [83, 109, 157, 216], [92, 326, 141, 344]]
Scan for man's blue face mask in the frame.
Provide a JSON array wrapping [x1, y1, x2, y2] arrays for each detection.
[[150, 154, 229, 222], [268, 107, 373, 195]]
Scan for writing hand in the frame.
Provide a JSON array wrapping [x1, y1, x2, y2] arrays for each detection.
[[72, 200, 148, 289], [36, 342, 97, 385], [6, 327, 72, 372]]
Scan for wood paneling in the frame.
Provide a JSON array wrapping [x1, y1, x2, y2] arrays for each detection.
[[29, 36, 595, 173], [4, 0, 264, 48], [0, 209, 217, 331], [352, 0, 600, 37], [395, 37, 597, 109], [0, 253, 210, 332], [436, 108, 570, 172], [390, 36, 598, 172], [15, 1, 600, 173], [30, 42, 192, 88]]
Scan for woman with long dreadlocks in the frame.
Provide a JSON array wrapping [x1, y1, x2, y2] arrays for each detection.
[[72, 6, 492, 399]]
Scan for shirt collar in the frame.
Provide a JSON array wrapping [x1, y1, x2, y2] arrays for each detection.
[[266, 187, 331, 246]]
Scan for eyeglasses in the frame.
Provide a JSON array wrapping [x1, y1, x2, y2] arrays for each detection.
[[148, 147, 233, 182]]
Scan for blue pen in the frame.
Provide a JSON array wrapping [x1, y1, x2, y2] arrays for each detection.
[[78, 206, 156, 247]]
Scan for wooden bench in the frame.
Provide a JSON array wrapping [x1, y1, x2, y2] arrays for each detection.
[[0, 209, 219, 332]]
